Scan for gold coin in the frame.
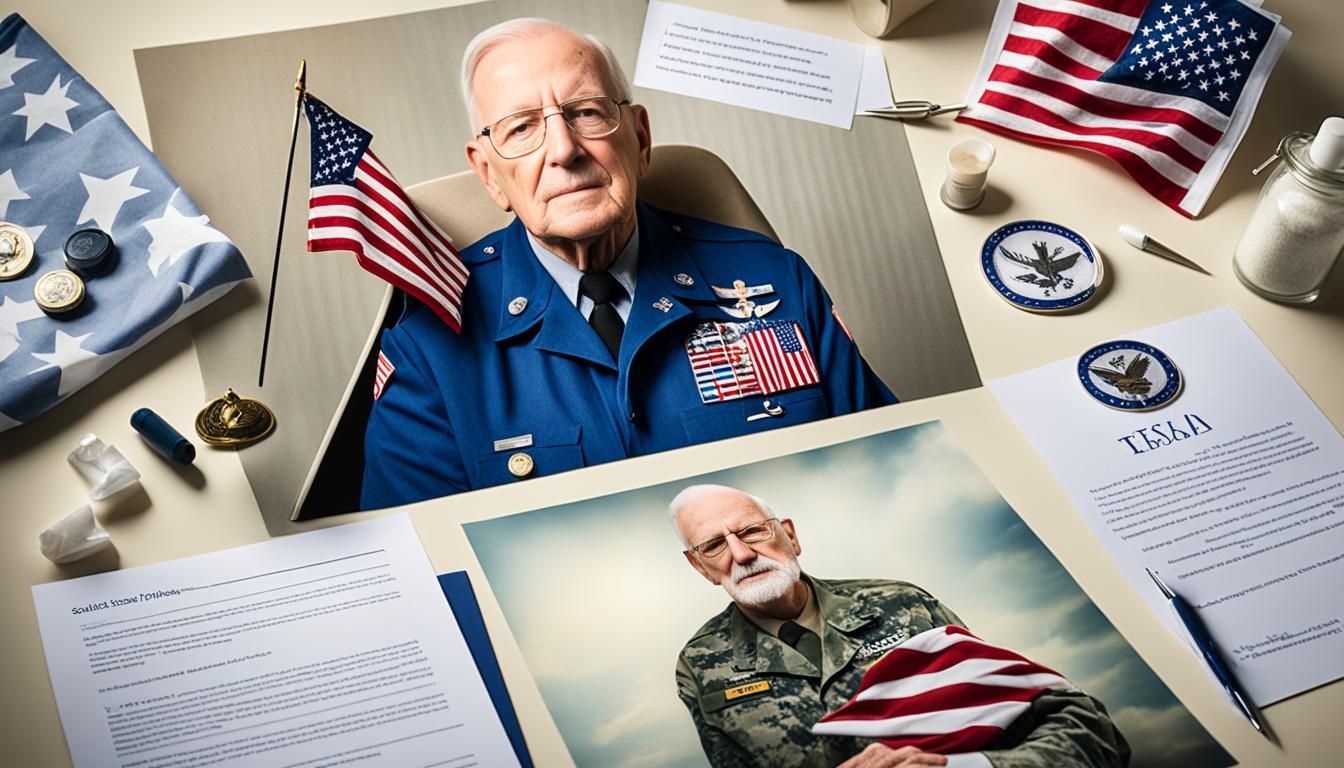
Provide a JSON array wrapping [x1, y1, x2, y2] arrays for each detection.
[[195, 389, 277, 447], [0, 222, 35, 281], [34, 269, 85, 313]]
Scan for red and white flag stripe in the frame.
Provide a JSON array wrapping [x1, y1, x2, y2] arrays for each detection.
[[309, 151, 468, 331], [813, 625, 1072, 754], [373, 350, 395, 400], [744, 322, 820, 395], [958, 0, 1290, 217]]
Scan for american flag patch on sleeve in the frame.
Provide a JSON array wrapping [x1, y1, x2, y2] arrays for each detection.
[[373, 350, 394, 400]]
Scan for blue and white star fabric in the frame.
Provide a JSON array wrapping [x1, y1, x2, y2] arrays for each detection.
[[0, 14, 251, 432], [1099, 0, 1277, 115]]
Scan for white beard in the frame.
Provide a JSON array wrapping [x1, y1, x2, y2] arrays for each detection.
[[723, 554, 801, 608]]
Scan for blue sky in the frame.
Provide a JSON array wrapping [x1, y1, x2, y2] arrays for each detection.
[[467, 421, 1231, 767]]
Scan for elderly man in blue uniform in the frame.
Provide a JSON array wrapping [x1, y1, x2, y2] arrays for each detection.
[[360, 18, 895, 509]]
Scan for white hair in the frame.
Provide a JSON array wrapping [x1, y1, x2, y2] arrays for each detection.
[[460, 17, 635, 133], [668, 484, 777, 547]]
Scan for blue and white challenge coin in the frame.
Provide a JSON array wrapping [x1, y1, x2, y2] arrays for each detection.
[[982, 220, 1104, 313], [1077, 340, 1182, 411]]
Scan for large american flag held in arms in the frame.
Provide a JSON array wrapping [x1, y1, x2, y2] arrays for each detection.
[[959, 0, 1290, 217], [812, 626, 1072, 754], [304, 95, 468, 331]]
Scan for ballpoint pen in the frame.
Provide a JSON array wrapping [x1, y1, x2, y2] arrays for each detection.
[[1146, 568, 1270, 738]]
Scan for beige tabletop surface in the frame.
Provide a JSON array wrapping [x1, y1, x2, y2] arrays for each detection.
[[2, 0, 1342, 765]]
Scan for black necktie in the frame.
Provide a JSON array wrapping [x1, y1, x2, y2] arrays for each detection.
[[778, 620, 823, 671], [579, 270, 626, 360]]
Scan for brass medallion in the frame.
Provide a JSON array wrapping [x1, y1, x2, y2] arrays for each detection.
[[34, 269, 85, 313], [195, 389, 277, 447], [0, 222, 36, 281]]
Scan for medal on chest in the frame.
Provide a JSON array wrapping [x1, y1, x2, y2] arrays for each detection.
[[685, 319, 820, 404]]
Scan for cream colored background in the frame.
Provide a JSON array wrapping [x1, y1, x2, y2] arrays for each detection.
[[2, 1, 1342, 766]]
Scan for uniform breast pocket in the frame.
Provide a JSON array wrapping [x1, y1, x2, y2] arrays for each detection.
[[473, 423, 585, 486], [679, 388, 827, 444]]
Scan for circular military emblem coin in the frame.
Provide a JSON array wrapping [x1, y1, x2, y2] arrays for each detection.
[[0, 222, 36, 281], [1077, 340, 1182, 411], [507, 452, 534, 478], [981, 220, 1103, 313], [34, 269, 86, 313]]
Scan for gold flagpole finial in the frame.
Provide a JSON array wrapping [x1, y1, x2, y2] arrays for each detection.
[[294, 59, 307, 103]]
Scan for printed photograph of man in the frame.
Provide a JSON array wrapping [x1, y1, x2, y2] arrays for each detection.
[[360, 18, 895, 509], [670, 484, 1129, 768], [463, 422, 1233, 768]]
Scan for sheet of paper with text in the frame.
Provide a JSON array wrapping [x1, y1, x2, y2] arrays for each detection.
[[634, 0, 869, 128], [990, 307, 1344, 706], [31, 514, 520, 768]]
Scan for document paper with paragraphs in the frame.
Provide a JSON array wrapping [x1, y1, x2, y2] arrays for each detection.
[[31, 514, 519, 768], [990, 307, 1344, 706]]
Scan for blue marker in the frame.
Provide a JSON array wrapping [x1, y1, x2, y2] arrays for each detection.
[[131, 408, 196, 465]]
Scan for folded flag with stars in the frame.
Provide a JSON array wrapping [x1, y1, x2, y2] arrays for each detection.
[[959, 0, 1291, 217], [0, 14, 251, 433]]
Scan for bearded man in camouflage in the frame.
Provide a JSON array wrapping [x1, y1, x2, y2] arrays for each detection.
[[670, 484, 1130, 768]]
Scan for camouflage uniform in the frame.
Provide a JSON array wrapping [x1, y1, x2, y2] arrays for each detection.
[[675, 577, 1131, 768]]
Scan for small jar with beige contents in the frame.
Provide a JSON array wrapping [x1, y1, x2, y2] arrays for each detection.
[[940, 138, 995, 211], [1233, 117, 1344, 304]]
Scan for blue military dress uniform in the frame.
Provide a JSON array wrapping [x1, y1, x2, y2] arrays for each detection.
[[360, 202, 895, 509]]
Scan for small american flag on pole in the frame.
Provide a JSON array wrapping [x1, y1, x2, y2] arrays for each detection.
[[812, 625, 1071, 753], [744, 321, 820, 394], [304, 95, 468, 331], [959, 0, 1290, 217]]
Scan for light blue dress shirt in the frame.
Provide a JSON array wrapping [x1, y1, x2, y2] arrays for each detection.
[[527, 226, 639, 322]]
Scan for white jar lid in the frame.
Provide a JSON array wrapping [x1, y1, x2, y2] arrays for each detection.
[[1308, 117, 1344, 172]]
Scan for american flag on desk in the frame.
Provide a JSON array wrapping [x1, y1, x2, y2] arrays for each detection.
[[304, 95, 468, 331], [958, 0, 1291, 217], [812, 626, 1073, 753]]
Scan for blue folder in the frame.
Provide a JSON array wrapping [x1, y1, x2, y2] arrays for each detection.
[[438, 571, 534, 767]]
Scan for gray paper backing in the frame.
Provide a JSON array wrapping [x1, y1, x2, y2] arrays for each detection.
[[135, 0, 978, 534]]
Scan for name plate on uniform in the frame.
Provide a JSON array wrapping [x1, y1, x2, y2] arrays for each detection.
[[724, 680, 771, 700]]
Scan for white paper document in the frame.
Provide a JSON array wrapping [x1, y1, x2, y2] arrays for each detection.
[[32, 514, 519, 768], [635, 1, 874, 128], [990, 307, 1344, 705]]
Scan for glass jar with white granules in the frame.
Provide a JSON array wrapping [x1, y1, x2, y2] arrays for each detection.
[[1233, 117, 1344, 304]]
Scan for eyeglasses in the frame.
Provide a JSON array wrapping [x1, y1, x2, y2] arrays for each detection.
[[478, 95, 631, 159], [688, 518, 778, 560]]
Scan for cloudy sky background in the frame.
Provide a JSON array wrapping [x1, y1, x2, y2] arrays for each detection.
[[466, 421, 1232, 767]]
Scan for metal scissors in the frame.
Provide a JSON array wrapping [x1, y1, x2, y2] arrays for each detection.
[[859, 100, 967, 120]]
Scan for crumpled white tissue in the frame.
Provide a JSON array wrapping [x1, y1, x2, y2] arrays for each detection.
[[39, 505, 111, 564], [67, 433, 141, 500]]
